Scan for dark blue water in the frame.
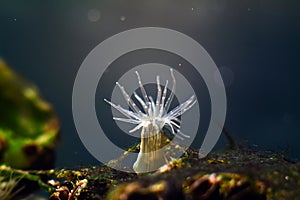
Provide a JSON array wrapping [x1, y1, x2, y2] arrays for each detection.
[[0, 0, 299, 168]]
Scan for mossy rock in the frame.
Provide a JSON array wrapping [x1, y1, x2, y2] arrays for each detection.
[[0, 60, 59, 169], [0, 146, 298, 199], [45, 147, 300, 200]]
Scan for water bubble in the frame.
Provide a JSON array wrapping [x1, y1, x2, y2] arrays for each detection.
[[87, 9, 101, 22], [120, 16, 126, 21]]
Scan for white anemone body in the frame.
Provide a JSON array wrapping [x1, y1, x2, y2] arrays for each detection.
[[104, 69, 196, 173], [133, 123, 166, 173]]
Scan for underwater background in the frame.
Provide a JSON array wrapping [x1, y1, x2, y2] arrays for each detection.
[[0, 0, 299, 168]]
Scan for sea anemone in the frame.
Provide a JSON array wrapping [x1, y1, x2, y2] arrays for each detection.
[[104, 68, 197, 173]]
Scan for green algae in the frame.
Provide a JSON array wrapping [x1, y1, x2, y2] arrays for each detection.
[[0, 60, 59, 169]]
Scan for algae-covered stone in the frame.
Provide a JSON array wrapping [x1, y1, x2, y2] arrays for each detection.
[[0, 60, 59, 169]]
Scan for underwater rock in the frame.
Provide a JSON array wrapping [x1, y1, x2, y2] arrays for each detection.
[[107, 172, 266, 200], [107, 178, 184, 200], [44, 147, 300, 200], [184, 173, 266, 200], [0, 59, 59, 169]]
